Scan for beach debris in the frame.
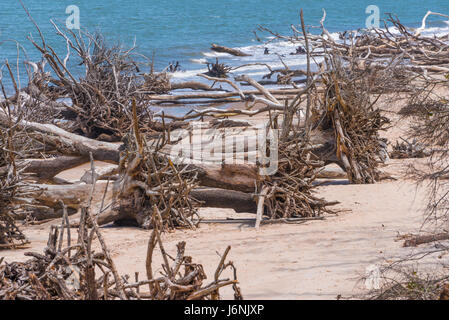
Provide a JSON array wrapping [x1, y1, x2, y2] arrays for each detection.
[[0, 205, 242, 300], [0, 214, 29, 250], [403, 232, 449, 247], [390, 138, 430, 159], [318, 54, 390, 183], [102, 101, 200, 229], [25, 30, 156, 141], [142, 71, 171, 94], [0, 109, 29, 249], [258, 136, 340, 222], [205, 58, 232, 78], [211, 43, 251, 57], [1, 7, 449, 232]]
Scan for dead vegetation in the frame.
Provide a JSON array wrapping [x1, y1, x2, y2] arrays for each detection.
[[1, 4, 449, 300], [2, 8, 442, 230], [108, 101, 200, 229], [0, 88, 29, 249], [205, 58, 232, 78], [360, 18, 449, 299], [364, 266, 449, 300], [390, 138, 430, 159], [0, 204, 242, 300]]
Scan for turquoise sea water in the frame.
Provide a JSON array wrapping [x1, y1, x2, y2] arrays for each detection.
[[1, 0, 449, 88]]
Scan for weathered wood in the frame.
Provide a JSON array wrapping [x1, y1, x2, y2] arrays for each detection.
[[192, 164, 259, 193], [80, 163, 118, 184], [255, 187, 268, 230], [211, 44, 251, 57], [0, 110, 121, 162], [171, 81, 225, 91], [190, 188, 256, 213], [403, 233, 449, 247], [24, 182, 113, 212], [19, 156, 88, 180]]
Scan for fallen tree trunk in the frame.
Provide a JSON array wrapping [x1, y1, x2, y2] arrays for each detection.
[[170, 81, 227, 91], [191, 188, 257, 213], [192, 164, 258, 193], [148, 88, 305, 101], [18, 156, 88, 180], [0, 110, 121, 162], [403, 233, 449, 247], [211, 44, 251, 57], [20, 182, 113, 213]]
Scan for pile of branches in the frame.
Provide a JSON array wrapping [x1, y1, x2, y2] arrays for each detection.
[[364, 267, 449, 300], [146, 207, 242, 299], [205, 59, 231, 78], [319, 55, 390, 183], [111, 103, 200, 229], [0, 205, 242, 300], [25, 22, 158, 141], [259, 135, 338, 221], [142, 71, 171, 94], [390, 138, 430, 159], [0, 110, 29, 249], [0, 214, 29, 250]]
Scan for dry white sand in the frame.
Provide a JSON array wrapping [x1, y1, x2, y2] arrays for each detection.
[[3, 171, 433, 299]]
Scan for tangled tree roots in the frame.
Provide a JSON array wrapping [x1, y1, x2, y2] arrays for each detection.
[[0, 207, 242, 300], [0, 124, 29, 249], [205, 59, 231, 78], [142, 71, 171, 94], [319, 58, 390, 184], [112, 107, 200, 230], [260, 137, 338, 220], [0, 214, 29, 250], [27, 30, 159, 141]]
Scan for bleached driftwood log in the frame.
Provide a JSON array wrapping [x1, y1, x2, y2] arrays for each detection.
[[211, 44, 251, 57]]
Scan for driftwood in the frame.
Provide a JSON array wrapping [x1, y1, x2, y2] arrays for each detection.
[[192, 164, 258, 193], [0, 107, 31, 248], [0, 111, 121, 162], [211, 44, 251, 57], [19, 156, 88, 180], [170, 81, 223, 91], [191, 188, 257, 213], [3, 8, 447, 234], [403, 233, 449, 247], [0, 204, 242, 300], [390, 138, 430, 159], [109, 101, 200, 229]]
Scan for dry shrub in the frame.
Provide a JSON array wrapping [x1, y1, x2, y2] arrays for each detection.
[[365, 266, 448, 300]]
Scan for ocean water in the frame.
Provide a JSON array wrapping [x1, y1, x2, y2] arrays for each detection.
[[1, 0, 449, 89]]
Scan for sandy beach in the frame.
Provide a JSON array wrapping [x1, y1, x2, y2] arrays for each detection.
[[3, 99, 443, 300], [1, 3, 448, 301]]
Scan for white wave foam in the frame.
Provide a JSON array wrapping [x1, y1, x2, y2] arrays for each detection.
[[177, 20, 449, 89], [171, 68, 208, 80], [202, 51, 231, 58], [190, 58, 207, 64]]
